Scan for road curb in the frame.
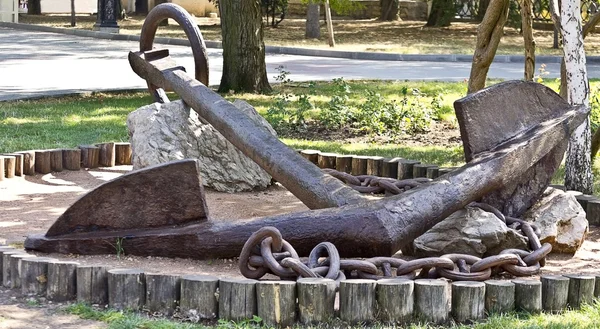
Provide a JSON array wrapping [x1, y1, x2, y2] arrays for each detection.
[[4, 21, 600, 64]]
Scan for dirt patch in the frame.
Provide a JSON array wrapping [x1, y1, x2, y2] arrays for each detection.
[[1, 166, 599, 278], [0, 288, 105, 329]]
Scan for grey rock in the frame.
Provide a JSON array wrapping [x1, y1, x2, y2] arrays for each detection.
[[523, 188, 589, 253], [127, 99, 274, 193], [411, 207, 528, 257]]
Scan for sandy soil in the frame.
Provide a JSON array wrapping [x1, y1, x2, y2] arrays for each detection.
[[2, 166, 599, 277], [1, 167, 600, 328]]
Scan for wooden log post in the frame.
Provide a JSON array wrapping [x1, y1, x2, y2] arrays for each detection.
[[587, 200, 600, 226], [9, 253, 36, 289], [541, 275, 569, 312], [376, 278, 414, 323], [21, 257, 57, 296], [595, 275, 600, 299], [17, 151, 36, 175], [484, 280, 515, 314], [300, 150, 320, 165], [62, 149, 82, 171], [3, 156, 15, 178], [413, 164, 432, 178], [0, 157, 4, 181], [398, 159, 420, 179], [426, 166, 440, 179], [79, 145, 100, 169], [317, 152, 337, 169], [47, 261, 79, 302], [566, 274, 595, 309], [366, 156, 384, 176], [414, 279, 448, 324], [49, 149, 63, 172], [2, 250, 26, 287], [97, 142, 116, 167], [115, 143, 133, 165], [180, 275, 219, 319], [297, 278, 336, 324], [256, 281, 297, 327], [145, 273, 181, 316], [34, 150, 52, 174], [451, 281, 485, 323], [575, 194, 595, 211], [218, 278, 257, 321], [351, 156, 369, 176], [382, 158, 401, 178], [339, 279, 377, 324], [108, 269, 146, 310], [0, 247, 15, 282], [76, 265, 108, 305], [3, 153, 23, 176], [335, 155, 354, 174], [513, 279, 542, 313]]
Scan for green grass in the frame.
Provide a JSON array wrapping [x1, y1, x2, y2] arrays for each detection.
[[64, 301, 600, 329], [2, 79, 600, 190]]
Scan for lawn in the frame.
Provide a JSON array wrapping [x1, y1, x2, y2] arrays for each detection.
[[18, 14, 600, 55], [2, 79, 600, 189], [64, 301, 600, 329]]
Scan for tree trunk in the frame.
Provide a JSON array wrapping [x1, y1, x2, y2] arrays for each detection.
[[477, 0, 491, 20], [71, 0, 76, 27], [380, 0, 399, 21], [27, 0, 40, 14], [305, 2, 321, 38], [324, 0, 335, 47], [426, 0, 454, 27], [561, 0, 593, 193], [467, 0, 509, 94], [521, 0, 534, 81], [218, 0, 271, 93]]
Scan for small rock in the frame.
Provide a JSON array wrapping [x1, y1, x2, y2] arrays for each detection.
[[523, 187, 589, 253], [409, 207, 529, 257]]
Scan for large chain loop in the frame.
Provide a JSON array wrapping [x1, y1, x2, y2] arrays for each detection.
[[239, 197, 553, 282]]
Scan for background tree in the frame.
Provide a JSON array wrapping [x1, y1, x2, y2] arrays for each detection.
[[380, 0, 399, 21], [305, 1, 320, 38], [521, 0, 535, 80], [218, 0, 272, 93], [558, 0, 593, 193], [426, 0, 455, 27], [467, 0, 509, 93]]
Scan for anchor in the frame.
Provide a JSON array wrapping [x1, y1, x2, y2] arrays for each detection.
[[24, 4, 590, 260]]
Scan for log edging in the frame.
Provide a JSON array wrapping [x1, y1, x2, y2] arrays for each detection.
[[2, 247, 600, 325], [1, 145, 597, 231]]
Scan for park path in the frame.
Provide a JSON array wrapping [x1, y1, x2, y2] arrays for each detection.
[[2, 27, 596, 101]]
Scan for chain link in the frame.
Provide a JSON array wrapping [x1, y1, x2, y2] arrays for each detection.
[[239, 171, 552, 282]]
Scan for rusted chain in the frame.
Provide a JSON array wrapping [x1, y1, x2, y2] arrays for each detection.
[[238, 179, 552, 282], [322, 168, 431, 195]]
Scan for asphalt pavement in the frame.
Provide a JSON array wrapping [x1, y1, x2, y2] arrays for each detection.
[[1, 27, 600, 101]]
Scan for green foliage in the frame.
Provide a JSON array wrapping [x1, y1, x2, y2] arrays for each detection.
[[301, 0, 363, 16], [262, 0, 287, 27], [506, 0, 522, 29], [591, 86, 600, 132]]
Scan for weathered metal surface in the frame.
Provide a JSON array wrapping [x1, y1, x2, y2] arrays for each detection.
[[44, 159, 208, 237], [128, 50, 367, 210], [455, 81, 572, 217], [140, 3, 209, 103], [25, 99, 588, 258]]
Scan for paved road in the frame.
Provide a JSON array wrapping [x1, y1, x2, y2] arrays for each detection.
[[2, 27, 600, 101]]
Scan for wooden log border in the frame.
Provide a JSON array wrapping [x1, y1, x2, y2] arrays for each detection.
[[1, 247, 600, 324], [1, 146, 599, 230]]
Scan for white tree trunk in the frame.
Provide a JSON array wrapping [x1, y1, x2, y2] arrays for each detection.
[[561, 0, 593, 193]]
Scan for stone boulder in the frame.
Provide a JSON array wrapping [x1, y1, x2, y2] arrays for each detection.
[[409, 207, 529, 257], [523, 188, 589, 253], [127, 99, 275, 193]]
